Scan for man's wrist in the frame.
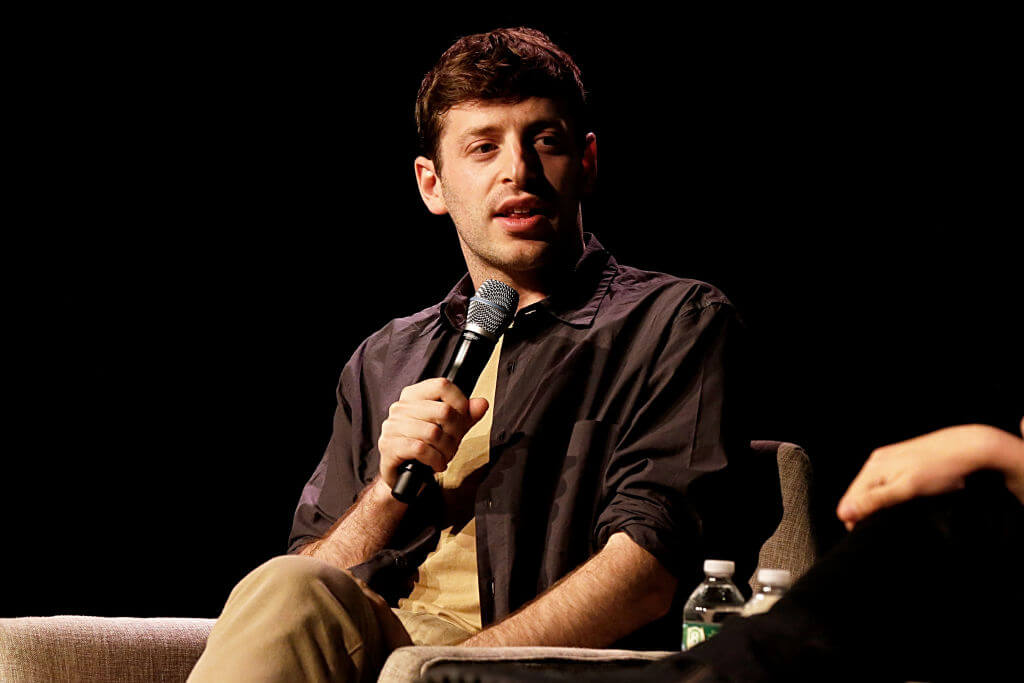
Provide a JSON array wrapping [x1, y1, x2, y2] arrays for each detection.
[[371, 475, 410, 511]]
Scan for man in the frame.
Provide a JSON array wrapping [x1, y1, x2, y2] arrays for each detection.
[[188, 27, 776, 682]]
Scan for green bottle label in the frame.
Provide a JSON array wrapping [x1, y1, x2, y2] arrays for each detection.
[[682, 621, 721, 649]]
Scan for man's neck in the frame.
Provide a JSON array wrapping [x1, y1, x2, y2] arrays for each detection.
[[467, 240, 584, 311]]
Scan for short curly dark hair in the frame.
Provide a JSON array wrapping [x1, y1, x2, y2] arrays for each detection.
[[415, 27, 587, 173]]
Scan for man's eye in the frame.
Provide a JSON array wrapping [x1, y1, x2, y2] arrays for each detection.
[[536, 135, 564, 151], [471, 143, 497, 154]]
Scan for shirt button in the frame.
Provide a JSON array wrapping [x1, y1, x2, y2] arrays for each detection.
[[487, 498, 494, 509], [506, 360, 516, 374], [489, 579, 495, 595], [497, 430, 506, 442]]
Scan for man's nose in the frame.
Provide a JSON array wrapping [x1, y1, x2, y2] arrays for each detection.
[[501, 142, 537, 186]]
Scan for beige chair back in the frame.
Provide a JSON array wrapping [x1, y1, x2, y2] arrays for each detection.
[[748, 441, 817, 592]]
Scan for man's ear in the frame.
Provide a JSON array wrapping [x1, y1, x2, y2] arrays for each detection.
[[414, 156, 448, 215], [580, 132, 597, 195]]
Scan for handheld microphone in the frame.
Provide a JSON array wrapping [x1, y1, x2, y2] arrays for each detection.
[[390, 279, 519, 502]]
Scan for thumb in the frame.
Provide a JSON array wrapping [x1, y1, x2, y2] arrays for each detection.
[[467, 397, 489, 425]]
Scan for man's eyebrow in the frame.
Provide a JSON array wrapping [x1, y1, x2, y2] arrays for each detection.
[[457, 125, 502, 143], [456, 119, 569, 143], [525, 118, 569, 134]]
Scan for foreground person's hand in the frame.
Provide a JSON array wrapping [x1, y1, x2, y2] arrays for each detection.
[[837, 419, 1024, 531]]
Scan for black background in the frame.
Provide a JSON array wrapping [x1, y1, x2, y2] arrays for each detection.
[[4, 9, 1020, 619]]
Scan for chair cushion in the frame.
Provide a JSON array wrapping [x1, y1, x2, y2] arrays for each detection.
[[0, 615, 215, 683]]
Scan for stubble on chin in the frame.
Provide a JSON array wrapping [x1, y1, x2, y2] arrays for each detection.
[[456, 231, 547, 276]]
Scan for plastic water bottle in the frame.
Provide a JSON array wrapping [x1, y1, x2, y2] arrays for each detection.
[[742, 568, 792, 616], [682, 559, 746, 650]]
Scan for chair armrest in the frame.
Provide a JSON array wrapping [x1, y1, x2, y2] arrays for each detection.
[[0, 615, 215, 683], [379, 646, 676, 683]]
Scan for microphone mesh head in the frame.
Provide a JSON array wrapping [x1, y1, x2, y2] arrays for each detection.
[[467, 279, 519, 335]]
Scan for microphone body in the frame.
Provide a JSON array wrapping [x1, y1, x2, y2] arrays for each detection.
[[390, 280, 518, 503], [443, 329, 499, 397]]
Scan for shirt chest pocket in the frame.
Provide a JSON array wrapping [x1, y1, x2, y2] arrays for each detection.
[[531, 419, 622, 584], [557, 419, 622, 528]]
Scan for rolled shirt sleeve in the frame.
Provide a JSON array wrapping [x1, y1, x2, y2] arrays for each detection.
[[593, 298, 752, 578], [287, 340, 376, 554]]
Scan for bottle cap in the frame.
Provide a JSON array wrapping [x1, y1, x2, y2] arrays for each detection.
[[756, 568, 792, 587], [703, 559, 735, 576]]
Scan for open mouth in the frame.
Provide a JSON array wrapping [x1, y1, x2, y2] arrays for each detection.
[[495, 207, 549, 218], [494, 209, 550, 233]]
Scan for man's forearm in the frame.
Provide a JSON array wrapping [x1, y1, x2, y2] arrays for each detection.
[[297, 477, 408, 569], [461, 532, 677, 648]]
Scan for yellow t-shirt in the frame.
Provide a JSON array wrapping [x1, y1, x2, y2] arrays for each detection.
[[395, 336, 502, 640]]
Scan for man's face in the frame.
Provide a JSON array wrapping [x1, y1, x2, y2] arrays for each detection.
[[416, 97, 596, 279]]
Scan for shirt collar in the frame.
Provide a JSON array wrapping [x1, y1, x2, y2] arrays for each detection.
[[440, 232, 616, 331]]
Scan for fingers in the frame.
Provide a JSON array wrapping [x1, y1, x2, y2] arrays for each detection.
[[398, 378, 470, 414], [467, 397, 490, 425], [836, 470, 877, 528], [378, 379, 490, 487], [380, 415, 458, 467], [383, 397, 480, 461], [384, 407, 461, 448], [836, 446, 901, 527], [837, 473, 918, 530], [378, 434, 449, 472]]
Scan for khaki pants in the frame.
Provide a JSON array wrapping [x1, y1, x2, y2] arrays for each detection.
[[188, 555, 472, 683]]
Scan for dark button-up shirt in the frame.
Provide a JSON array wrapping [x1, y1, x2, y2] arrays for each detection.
[[288, 233, 780, 648]]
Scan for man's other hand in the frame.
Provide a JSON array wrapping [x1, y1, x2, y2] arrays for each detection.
[[837, 420, 1024, 531], [378, 378, 489, 489]]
